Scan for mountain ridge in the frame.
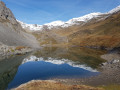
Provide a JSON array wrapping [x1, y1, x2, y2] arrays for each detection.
[[30, 5, 120, 48], [18, 12, 102, 31], [18, 5, 120, 31]]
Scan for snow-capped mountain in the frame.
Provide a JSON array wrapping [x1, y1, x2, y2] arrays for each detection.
[[18, 5, 120, 31], [66, 12, 102, 24], [108, 5, 120, 14], [18, 20, 43, 31], [18, 12, 102, 31]]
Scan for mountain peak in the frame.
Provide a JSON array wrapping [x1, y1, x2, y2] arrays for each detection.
[[66, 12, 102, 25], [0, 1, 17, 24]]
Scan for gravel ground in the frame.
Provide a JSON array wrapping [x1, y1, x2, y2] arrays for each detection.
[[54, 52, 120, 87]]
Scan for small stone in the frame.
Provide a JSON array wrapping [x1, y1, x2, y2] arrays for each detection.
[[112, 60, 119, 63]]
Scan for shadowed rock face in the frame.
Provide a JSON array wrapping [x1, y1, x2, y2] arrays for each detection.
[[0, 1, 39, 48]]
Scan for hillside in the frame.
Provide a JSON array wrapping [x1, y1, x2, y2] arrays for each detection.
[[19, 6, 120, 49], [0, 1, 39, 48], [67, 11, 120, 48]]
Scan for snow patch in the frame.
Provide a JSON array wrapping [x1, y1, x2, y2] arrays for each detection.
[[108, 5, 120, 14], [45, 21, 65, 27]]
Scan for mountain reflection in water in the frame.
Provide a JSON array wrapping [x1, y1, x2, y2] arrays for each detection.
[[0, 47, 106, 89]]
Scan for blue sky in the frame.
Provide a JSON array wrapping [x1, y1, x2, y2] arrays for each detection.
[[4, 0, 120, 25]]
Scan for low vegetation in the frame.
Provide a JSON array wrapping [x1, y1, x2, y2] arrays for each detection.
[[13, 80, 104, 90]]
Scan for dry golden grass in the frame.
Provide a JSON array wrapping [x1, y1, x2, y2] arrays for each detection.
[[13, 80, 104, 90], [102, 85, 120, 90], [66, 12, 120, 48]]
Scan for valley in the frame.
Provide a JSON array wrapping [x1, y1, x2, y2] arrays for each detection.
[[19, 6, 120, 49], [0, 1, 120, 90]]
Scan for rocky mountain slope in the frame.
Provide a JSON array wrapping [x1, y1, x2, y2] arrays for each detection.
[[0, 1, 39, 48], [18, 5, 120, 49]]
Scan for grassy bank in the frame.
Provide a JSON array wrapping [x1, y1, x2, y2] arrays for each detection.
[[13, 80, 103, 90]]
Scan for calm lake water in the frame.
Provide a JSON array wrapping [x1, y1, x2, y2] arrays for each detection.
[[0, 47, 105, 90]]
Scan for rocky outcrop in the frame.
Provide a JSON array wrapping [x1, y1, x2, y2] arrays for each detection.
[[0, 1, 17, 24]]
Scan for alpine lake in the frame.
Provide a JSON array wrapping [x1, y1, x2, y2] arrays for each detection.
[[0, 47, 107, 90]]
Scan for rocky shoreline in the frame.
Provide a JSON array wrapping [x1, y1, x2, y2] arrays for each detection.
[[0, 42, 33, 60], [53, 51, 120, 87]]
